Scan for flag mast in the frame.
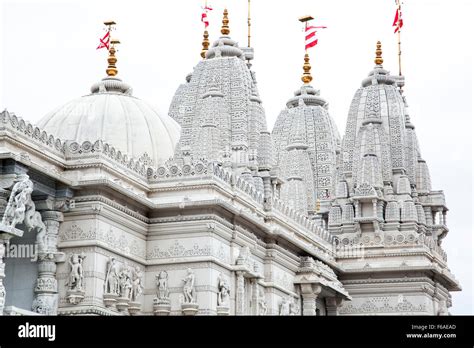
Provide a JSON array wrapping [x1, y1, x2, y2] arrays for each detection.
[[201, 0, 211, 59], [397, 0, 402, 76], [299, 15, 314, 85], [102, 21, 119, 77], [247, 0, 251, 48]]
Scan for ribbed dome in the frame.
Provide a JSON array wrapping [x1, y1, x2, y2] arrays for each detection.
[[37, 77, 181, 166]]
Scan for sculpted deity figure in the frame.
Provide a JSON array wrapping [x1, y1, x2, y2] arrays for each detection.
[[258, 289, 267, 316], [119, 266, 132, 299], [2, 178, 30, 228], [217, 273, 230, 307], [104, 257, 120, 295], [66, 253, 86, 292], [1, 176, 46, 249], [130, 266, 143, 302], [156, 271, 170, 300], [182, 268, 196, 304], [279, 297, 290, 316], [289, 297, 300, 316]]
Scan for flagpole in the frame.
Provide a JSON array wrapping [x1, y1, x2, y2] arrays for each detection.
[[201, 0, 210, 59], [248, 0, 251, 48], [299, 15, 314, 84], [397, 0, 402, 76]]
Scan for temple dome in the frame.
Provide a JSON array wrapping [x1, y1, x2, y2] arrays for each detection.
[[37, 77, 181, 166], [273, 84, 341, 214]]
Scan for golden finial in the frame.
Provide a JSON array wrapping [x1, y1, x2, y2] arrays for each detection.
[[221, 8, 230, 35], [301, 53, 313, 84], [316, 199, 321, 213], [201, 30, 210, 59], [375, 41, 384, 66], [106, 39, 120, 77]]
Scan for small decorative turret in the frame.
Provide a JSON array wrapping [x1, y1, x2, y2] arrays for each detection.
[[221, 9, 230, 36]]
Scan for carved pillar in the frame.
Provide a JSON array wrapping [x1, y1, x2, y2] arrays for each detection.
[[32, 211, 65, 315], [235, 271, 245, 315], [424, 207, 433, 226], [262, 175, 272, 211], [300, 284, 321, 316], [372, 199, 378, 217], [325, 297, 343, 316], [354, 201, 360, 218]]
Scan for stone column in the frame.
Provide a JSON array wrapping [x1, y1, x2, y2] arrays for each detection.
[[372, 199, 378, 218], [235, 271, 245, 315], [300, 284, 321, 316], [32, 211, 65, 315], [424, 207, 433, 226], [325, 297, 343, 316]]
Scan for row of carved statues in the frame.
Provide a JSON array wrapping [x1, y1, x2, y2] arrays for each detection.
[[104, 257, 143, 302], [65, 255, 303, 315]]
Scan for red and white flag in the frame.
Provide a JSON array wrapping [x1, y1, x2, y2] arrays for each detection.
[[393, 2, 404, 33], [201, 5, 213, 28], [97, 31, 110, 50], [305, 25, 327, 50]]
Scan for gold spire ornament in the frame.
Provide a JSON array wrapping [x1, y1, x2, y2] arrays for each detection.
[[374, 41, 384, 66], [106, 39, 120, 77], [221, 8, 230, 35], [201, 30, 210, 59], [301, 53, 313, 84]]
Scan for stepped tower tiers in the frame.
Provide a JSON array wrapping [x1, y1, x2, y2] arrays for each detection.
[[168, 9, 279, 197], [38, 36, 181, 166], [334, 42, 460, 316], [272, 50, 341, 221]]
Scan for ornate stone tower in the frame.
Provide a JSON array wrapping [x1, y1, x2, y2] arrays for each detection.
[[333, 42, 460, 315], [168, 9, 280, 201], [273, 56, 341, 220]]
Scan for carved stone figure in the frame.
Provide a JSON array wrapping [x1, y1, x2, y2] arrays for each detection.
[[119, 266, 132, 299], [1, 176, 46, 249], [182, 268, 196, 304], [66, 253, 85, 292], [104, 257, 120, 295], [289, 297, 300, 316], [279, 297, 290, 316], [130, 266, 143, 302], [2, 178, 31, 228], [156, 271, 170, 301], [217, 273, 230, 307]]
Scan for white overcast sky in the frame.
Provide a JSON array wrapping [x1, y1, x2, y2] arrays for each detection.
[[1, 0, 472, 314]]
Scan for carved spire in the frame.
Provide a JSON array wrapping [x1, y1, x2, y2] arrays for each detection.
[[106, 39, 120, 77], [221, 8, 230, 35], [301, 53, 313, 84], [374, 41, 384, 66]]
